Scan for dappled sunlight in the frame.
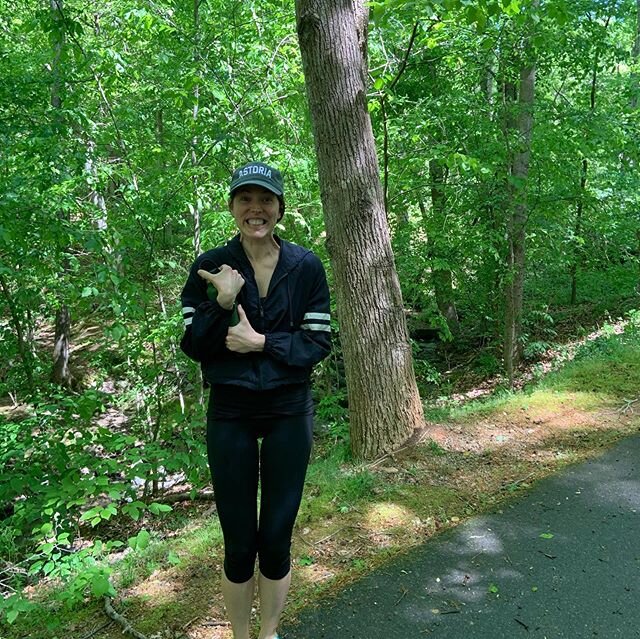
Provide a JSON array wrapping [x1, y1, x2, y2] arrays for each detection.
[[445, 518, 504, 556], [363, 501, 415, 532]]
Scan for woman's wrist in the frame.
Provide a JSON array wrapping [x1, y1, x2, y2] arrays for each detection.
[[253, 333, 266, 351], [217, 294, 235, 310]]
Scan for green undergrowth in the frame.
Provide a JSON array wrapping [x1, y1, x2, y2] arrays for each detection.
[[4, 314, 640, 638], [426, 311, 640, 424]]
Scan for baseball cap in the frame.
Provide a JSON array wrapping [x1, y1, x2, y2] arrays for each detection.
[[229, 162, 284, 196]]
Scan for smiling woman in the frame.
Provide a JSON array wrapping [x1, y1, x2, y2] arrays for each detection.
[[179, 161, 331, 639]]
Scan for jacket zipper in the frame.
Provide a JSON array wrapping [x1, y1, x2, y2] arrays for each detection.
[[257, 297, 265, 390]]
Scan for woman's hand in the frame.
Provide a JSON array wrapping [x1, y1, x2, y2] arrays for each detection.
[[198, 264, 244, 309], [225, 305, 265, 353]]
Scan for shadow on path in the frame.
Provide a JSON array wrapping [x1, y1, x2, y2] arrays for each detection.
[[282, 435, 640, 638]]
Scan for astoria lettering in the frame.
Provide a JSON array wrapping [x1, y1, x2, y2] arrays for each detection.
[[239, 165, 272, 178]]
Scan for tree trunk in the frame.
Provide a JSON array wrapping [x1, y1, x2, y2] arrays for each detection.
[[52, 305, 72, 386], [631, 0, 640, 109], [0, 275, 34, 392], [296, 0, 425, 459], [570, 157, 588, 306], [504, 49, 536, 385], [428, 158, 459, 335], [571, 31, 604, 304], [191, 0, 204, 405], [50, 0, 73, 388]]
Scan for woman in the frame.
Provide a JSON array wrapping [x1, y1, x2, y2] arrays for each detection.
[[180, 161, 331, 639]]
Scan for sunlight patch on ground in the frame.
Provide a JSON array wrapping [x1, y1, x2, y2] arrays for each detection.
[[363, 502, 414, 533]]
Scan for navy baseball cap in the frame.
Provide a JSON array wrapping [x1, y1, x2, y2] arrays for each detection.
[[229, 162, 284, 196]]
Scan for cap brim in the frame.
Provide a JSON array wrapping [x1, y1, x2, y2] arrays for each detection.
[[229, 178, 283, 196]]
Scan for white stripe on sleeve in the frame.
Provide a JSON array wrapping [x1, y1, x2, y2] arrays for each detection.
[[303, 312, 330, 321], [182, 306, 196, 315], [301, 323, 331, 332]]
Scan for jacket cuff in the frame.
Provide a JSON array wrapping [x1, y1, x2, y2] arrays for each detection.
[[200, 298, 233, 316], [263, 333, 280, 357]]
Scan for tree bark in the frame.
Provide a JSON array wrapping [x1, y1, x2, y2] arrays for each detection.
[[503, 47, 536, 385], [52, 305, 72, 386], [296, 0, 425, 459], [49, 0, 73, 388]]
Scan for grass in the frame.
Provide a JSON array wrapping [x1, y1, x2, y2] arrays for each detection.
[[3, 316, 640, 639]]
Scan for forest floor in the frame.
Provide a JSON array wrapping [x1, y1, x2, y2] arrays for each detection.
[[5, 317, 640, 639]]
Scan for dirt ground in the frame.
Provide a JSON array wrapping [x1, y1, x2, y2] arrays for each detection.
[[61, 393, 639, 639]]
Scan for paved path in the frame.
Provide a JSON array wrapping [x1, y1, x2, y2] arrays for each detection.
[[282, 435, 640, 639]]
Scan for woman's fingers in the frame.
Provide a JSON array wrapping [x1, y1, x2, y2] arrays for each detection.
[[198, 264, 244, 296]]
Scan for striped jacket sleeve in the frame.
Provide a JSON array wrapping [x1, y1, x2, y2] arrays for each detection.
[[179, 258, 233, 362], [263, 254, 331, 368]]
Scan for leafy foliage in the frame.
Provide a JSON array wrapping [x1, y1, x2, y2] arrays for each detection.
[[0, 0, 638, 627]]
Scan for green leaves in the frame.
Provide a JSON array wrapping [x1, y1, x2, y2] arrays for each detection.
[[80, 503, 118, 527], [128, 528, 151, 551]]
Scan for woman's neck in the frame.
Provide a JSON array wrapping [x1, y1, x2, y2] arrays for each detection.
[[240, 233, 280, 263]]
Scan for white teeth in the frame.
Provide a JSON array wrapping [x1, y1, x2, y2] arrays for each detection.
[[247, 219, 266, 226]]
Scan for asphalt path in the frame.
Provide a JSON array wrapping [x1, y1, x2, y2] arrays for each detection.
[[281, 434, 640, 639]]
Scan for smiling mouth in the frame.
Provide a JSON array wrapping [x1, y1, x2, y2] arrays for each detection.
[[247, 218, 267, 226]]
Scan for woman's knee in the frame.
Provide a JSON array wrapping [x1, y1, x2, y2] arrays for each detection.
[[224, 542, 258, 583], [258, 542, 291, 581]]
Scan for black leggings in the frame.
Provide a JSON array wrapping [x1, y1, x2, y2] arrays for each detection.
[[207, 412, 313, 583]]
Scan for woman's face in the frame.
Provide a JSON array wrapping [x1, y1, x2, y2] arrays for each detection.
[[229, 185, 280, 240]]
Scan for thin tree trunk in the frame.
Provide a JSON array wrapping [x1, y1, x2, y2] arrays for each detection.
[[634, 2, 640, 290], [570, 157, 588, 305], [428, 159, 459, 334], [296, 0, 425, 459], [52, 306, 72, 386], [191, 0, 204, 405], [0, 274, 34, 391], [571, 23, 606, 304], [379, 20, 419, 227], [504, 46, 536, 385], [631, 0, 640, 109], [50, 0, 73, 388]]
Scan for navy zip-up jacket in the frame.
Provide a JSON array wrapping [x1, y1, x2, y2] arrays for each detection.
[[180, 234, 331, 390]]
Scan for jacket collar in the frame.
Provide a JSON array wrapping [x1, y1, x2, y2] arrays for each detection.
[[226, 234, 307, 276]]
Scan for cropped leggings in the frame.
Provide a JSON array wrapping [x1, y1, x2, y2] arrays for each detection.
[[206, 412, 314, 584]]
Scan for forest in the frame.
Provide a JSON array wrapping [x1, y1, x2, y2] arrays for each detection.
[[1, 0, 639, 636]]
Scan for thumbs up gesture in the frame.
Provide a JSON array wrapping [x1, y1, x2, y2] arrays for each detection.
[[198, 264, 244, 310], [225, 305, 266, 353]]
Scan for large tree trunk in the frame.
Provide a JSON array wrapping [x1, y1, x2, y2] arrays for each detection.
[[50, 0, 73, 388], [503, 53, 536, 385], [296, 0, 425, 459]]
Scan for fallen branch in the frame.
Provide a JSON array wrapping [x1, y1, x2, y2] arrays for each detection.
[[80, 620, 114, 639], [365, 427, 430, 470], [104, 596, 148, 639], [617, 397, 639, 414], [154, 489, 215, 504]]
